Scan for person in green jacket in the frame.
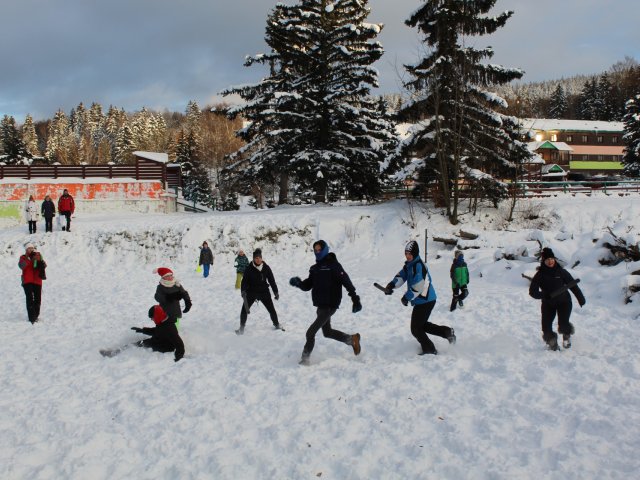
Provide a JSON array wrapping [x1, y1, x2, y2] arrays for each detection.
[[234, 249, 250, 289], [450, 250, 469, 311]]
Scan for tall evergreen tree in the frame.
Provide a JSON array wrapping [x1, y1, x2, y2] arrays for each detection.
[[45, 110, 72, 163], [176, 129, 214, 207], [1, 115, 30, 163], [577, 78, 599, 120], [596, 73, 616, 121], [548, 84, 568, 119], [114, 123, 136, 164], [398, 0, 530, 224], [22, 114, 40, 157], [622, 94, 640, 177], [225, 0, 396, 203]]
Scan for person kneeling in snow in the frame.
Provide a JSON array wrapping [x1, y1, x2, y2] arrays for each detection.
[[132, 305, 185, 355], [150, 267, 192, 361]]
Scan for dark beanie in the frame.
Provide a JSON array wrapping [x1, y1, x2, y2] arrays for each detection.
[[541, 247, 555, 260], [253, 248, 262, 258], [405, 240, 419, 257]]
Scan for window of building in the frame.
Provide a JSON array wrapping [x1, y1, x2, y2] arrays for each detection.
[[597, 136, 603, 143], [581, 135, 588, 143], [598, 155, 604, 161], [566, 135, 573, 142], [612, 136, 619, 144], [551, 134, 558, 142]]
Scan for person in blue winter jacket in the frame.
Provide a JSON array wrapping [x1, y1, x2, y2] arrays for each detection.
[[383, 241, 456, 355]]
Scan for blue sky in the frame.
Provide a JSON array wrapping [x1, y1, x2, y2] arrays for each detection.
[[1, 0, 638, 121]]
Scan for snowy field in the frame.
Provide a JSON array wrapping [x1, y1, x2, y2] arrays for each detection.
[[1, 195, 639, 479]]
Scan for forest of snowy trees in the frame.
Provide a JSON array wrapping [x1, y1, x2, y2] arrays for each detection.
[[1, 0, 639, 219]]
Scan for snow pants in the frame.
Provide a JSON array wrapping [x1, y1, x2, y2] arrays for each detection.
[[302, 307, 352, 356], [23, 283, 42, 323], [235, 273, 243, 289], [203, 263, 210, 278], [44, 216, 53, 232], [541, 299, 574, 342], [60, 211, 71, 231], [411, 300, 452, 354], [240, 292, 279, 327], [28, 221, 37, 234]]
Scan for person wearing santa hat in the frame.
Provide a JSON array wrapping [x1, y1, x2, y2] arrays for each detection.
[[153, 267, 192, 361], [529, 247, 585, 350], [19, 243, 47, 323]]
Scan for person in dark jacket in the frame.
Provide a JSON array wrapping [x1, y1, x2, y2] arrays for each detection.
[[449, 250, 469, 311], [529, 248, 585, 350], [57, 188, 75, 232], [198, 241, 214, 278], [131, 305, 182, 354], [234, 249, 249, 289], [236, 248, 281, 334], [18, 243, 47, 323], [41, 195, 56, 233], [384, 241, 455, 356], [153, 267, 192, 361], [289, 240, 362, 365]]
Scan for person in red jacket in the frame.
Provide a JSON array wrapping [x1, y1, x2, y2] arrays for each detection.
[[18, 243, 47, 323], [57, 189, 75, 232]]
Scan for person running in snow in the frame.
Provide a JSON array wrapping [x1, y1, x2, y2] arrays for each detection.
[[236, 248, 281, 334], [19, 243, 47, 324], [25, 195, 38, 234], [449, 250, 469, 311], [198, 241, 214, 278], [234, 249, 249, 289], [57, 189, 75, 232], [153, 267, 192, 361], [383, 241, 455, 355], [289, 240, 362, 365], [41, 195, 56, 233], [131, 305, 185, 355], [529, 247, 585, 350]]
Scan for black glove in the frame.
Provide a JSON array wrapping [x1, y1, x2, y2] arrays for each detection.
[[183, 301, 192, 313], [579, 298, 586, 307], [401, 296, 409, 307], [289, 276, 302, 288], [352, 295, 362, 313], [385, 282, 394, 295], [274, 292, 279, 301], [131, 327, 143, 333]]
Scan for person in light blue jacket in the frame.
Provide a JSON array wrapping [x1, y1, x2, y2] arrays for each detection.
[[384, 241, 456, 355]]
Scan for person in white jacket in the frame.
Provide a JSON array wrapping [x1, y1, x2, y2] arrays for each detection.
[[25, 195, 38, 234]]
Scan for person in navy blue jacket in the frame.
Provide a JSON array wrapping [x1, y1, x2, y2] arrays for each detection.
[[384, 241, 456, 355], [290, 240, 362, 365]]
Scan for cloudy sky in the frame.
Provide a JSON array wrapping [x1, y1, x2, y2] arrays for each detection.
[[1, 0, 638, 121]]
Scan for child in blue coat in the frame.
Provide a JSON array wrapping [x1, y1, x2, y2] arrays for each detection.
[[384, 241, 456, 355]]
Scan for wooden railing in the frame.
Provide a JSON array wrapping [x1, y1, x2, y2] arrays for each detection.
[[0, 164, 168, 184]]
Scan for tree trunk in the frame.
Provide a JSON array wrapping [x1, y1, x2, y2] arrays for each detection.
[[278, 172, 289, 204]]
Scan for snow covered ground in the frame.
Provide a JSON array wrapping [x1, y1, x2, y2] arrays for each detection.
[[1, 195, 639, 479]]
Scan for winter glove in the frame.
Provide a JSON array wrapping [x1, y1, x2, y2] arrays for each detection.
[[384, 282, 394, 295], [131, 327, 143, 333], [274, 292, 279, 301], [401, 296, 409, 307], [351, 295, 362, 313], [183, 301, 192, 313], [289, 276, 302, 288], [578, 298, 586, 307]]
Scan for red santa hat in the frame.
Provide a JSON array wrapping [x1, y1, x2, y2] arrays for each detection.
[[153, 267, 173, 278]]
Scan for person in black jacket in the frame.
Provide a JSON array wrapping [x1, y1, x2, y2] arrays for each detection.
[[41, 195, 56, 233], [529, 248, 585, 350], [198, 241, 214, 278], [153, 267, 192, 361], [236, 248, 281, 334], [290, 240, 362, 365]]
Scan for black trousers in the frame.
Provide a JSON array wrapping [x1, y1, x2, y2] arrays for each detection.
[[44, 216, 53, 232], [541, 300, 573, 341], [410, 301, 452, 354], [60, 211, 71, 231], [155, 320, 185, 360], [240, 292, 279, 327], [28, 221, 37, 234], [303, 307, 351, 356], [23, 283, 42, 323]]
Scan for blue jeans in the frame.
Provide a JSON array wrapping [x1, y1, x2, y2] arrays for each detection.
[[203, 264, 210, 278]]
